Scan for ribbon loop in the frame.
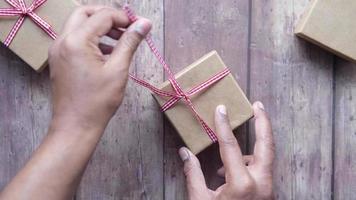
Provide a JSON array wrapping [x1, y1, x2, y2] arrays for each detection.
[[0, 0, 57, 47], [124, 6, 231, 143]]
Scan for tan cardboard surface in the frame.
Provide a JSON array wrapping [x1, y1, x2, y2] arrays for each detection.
[[295, 0, 356, 62], [0, 0, 77, 71], [153, 51, 253, 154]]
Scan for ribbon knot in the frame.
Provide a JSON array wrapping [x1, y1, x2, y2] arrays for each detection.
[[0, 0, 57, 47], [124, 6, 232, 143], [21, 9, 28, 14]]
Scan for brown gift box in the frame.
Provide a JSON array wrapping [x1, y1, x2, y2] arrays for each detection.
[[153, 51, 253, 154], [0, 0, 77, 71], [295, 0, 356, 62]]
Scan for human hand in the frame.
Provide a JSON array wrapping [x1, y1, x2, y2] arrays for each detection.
[[179, 102, 274, 200], [49, 6, 152, 131]]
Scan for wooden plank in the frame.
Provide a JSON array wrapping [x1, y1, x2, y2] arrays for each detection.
[[0, 47, 51, 188], [249, 1, 333, 199], [334, 60, 356, 200], [75, 0, 164, 199], [164, 0, 250, 198]]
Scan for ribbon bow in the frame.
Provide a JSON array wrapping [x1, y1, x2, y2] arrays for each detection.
[[0, 0, 56, 47], [124, 6, 231, 142]]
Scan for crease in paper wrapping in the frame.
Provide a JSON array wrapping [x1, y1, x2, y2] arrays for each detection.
[[153, 51, 253, 154], [0, 0, 77, 71], [295, 0, 356, 62]]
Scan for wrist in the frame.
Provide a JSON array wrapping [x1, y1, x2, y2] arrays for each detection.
[[50, 112, 106, 137]]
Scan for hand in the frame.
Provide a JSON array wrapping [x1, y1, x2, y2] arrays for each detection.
[[0, 7, 153, 200], [49, 6, 152, 131], [179, 102, 274, 200]]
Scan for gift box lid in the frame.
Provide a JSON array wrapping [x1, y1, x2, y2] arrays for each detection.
[[153, 51, 253, 154], [295, 0, 356, 62]]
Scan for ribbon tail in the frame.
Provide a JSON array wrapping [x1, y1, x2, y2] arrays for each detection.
[[31, 0, 47, 10], [124, 6, 222, 143], [185, 99, 219, 142], [5, 0, 20, 8], [145, 35, 184, 95], [0, 8, 22, 16], [191, 107, 219, 143], [28, 12, 57, 39], [18, 0, 27, 11], [124, 7, 184, 96], [129, 74, 178, 98], [4, 16, 25, 46], [200, 120, 218, 143], [123, 5, 138, 22]]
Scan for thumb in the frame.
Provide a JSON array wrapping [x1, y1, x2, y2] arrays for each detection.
[[106, 18, 152, 73], [179, 147, 208, 197]]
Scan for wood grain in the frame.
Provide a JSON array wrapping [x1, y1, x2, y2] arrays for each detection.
[[2, 1, 356, 199], [0, 47, 52, 194], [334, 60, 356, 200], [249, 0, 334, 199], [164, 0, 250, 198], [75, 0, 165, 199]]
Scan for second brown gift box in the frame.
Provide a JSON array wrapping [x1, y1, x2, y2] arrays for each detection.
[[153, 51, 253, 154]]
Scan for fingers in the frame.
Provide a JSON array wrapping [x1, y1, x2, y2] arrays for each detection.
[[215, 105, 249, 183], [179, 147, 208, 194], [107, 28, 124, 40], [62, 6, 106, 35], [105, 18, 151, 75], [78, 8, 130, 40], [252, 102, 274, 170]]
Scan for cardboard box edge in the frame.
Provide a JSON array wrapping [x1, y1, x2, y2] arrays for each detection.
[[296, 33, 356, 63], [295, 0, 318, 34]]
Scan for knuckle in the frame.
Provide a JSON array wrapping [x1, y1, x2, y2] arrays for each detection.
[[61, 36, 80, 53], [240, 177, 255, 192], [183, 161, 199, 177], [99, 7, 115, 13], [97, 8, 117, 18], [231, 176, 256, 197], [183, 163, 194, 177], [219, 136, 238, 147], [73, 6, 87, 15]]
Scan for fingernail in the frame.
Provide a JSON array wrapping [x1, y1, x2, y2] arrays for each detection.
[[256, 101, 265, 111], [179, 148, 190, 162], [128, 19, 151, 36], [217, 105, 227, 116]]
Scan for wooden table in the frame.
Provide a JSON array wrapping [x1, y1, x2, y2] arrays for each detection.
[[1, 0, 355, 199]]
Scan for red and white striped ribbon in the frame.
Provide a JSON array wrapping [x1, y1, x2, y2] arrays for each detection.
[[0, 0, 57, 47], [124, 6, 232, 143]]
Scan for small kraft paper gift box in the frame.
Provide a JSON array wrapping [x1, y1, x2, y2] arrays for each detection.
[[124, 6, 253, 154], [295, 0, 356, 62], [153, 51, 253, 154], [0, 0, 77, 71]]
